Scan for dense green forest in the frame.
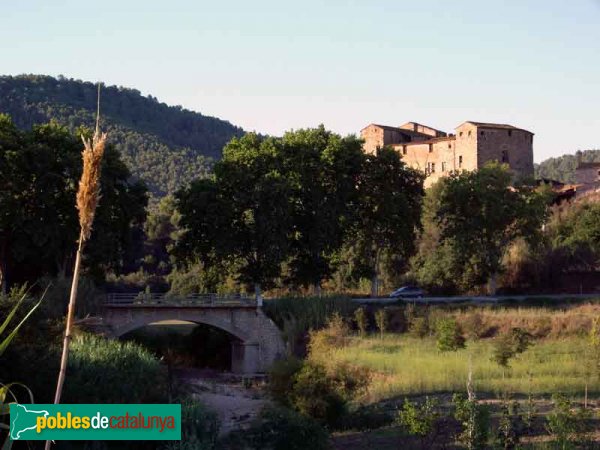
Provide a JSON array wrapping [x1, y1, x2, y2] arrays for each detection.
[[535, 148, 600, 183], [0, 74, 245, 197]]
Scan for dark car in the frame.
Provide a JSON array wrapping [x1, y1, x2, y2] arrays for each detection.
[[389, 286, 425, 299]]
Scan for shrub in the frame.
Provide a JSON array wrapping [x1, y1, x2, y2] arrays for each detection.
[[374, 308, 389, 338], [409, 316, 430, 338], [308, 312, 350, 357], [162, 399, 220, 450], [337, 404, 394, 431], [491, 327, 533, 369], [546, 393, 593, 448], [461, 312, 485, 340], [227, 406, 330, 450], [354, 307, 368, 337], [398, 396, 440, 449], [495, 399, 525, 450], [289, 362, 347, 428], [327, 361, 371, 400], [268, 357, 304, 405], [64, 334, 168, 403], [435, 318, 465, 352], [453, 393, 490, 450]]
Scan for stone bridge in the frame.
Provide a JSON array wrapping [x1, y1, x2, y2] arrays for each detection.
[[94, 294, 286, 374]]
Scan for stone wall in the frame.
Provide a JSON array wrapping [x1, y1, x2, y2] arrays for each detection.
[[576, 166, 600, 184], [475, 126, 534, 179]]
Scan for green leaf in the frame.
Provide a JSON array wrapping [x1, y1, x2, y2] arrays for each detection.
[[0, 286, 48, 357]]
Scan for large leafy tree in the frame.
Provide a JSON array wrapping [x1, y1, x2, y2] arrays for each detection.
[[0, 115, 147, 291], [281, 126, 364, 292], [350, 147, 424, 296], [176, 133, 294, 297], [431, 162, 548, 293]]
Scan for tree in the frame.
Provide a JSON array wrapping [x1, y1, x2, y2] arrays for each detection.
[[354, 307, 368, 337], [280, 126, 364, 293], [176, 133, 293, 298], [433, 162, 548, 294], [491, 327, 533, 370], [351, 147, 424, 296], [0, 115, 147, 289], [398, 397, 440, 450], [435, 318, 466, 352], [374, 308, 388, 339]]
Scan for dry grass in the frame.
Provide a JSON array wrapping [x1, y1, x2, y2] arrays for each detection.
[[451, 303, 600, 339]]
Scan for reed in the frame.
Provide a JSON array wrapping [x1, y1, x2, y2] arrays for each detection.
[[46, 84, 106, 450]]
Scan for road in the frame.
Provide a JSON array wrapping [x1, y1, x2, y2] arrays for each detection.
[[353, 293, 600, 305]]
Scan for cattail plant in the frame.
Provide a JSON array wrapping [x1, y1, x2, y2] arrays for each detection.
[[46, 85, 106, 449]]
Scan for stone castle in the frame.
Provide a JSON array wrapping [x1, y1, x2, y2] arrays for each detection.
[[361, 121, 534, 187]]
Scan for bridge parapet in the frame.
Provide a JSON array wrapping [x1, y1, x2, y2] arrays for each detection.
[[105, 292, 255, 307]]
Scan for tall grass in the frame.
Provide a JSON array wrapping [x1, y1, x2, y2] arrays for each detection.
[[318, 335, 597, 402]]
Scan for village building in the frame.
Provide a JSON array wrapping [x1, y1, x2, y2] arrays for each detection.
[[361, 121, 534, 187]]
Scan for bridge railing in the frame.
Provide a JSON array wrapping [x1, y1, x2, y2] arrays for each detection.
[[105, 292, 256, 306]]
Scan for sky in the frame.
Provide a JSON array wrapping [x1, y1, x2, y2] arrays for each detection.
[[1, 0, 599, 162]]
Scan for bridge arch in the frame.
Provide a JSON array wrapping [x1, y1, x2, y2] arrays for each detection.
[[100, 304, 286, 374]]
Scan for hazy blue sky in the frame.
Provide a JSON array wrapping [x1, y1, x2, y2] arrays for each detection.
[[2, 0, 599, 161]]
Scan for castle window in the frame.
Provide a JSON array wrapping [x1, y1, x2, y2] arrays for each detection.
[[428, 144, 433, 153], [402, 145, 407, 155], [508, 130, 512, 137], [458, 155, 463, 168], [448, 143, 451, 149], [501, 150, 509, 163], [481, 131, 485, 136], [442, 162, 446, 172], [459, 132, 463, 137], [431, 162, 435, 173], [468, 130, 472, 137]]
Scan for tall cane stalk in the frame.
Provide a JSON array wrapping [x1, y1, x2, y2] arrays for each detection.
[[45, 84, 106, 450]]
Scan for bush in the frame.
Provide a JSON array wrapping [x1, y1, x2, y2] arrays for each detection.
[[374, 308, 389, 338], [162, 399, 220, 450], [289, 362, 347, 428], [453, 393, 490, 450], [461, 312, 485, 340], [354, 307, 368, 337], [495, 399, 525, 450], [226, 406, 330, 450], [491, 327, 533, 369], [336, 404, 394, 431], [398, 396, 440, 449], [63, 334, 169, 403], [546, 393, 593, 448], [435, 318, 465, 352], [409, 316, 430, 338], [268, 357, 304, 405], [308, 312, 350, 356]]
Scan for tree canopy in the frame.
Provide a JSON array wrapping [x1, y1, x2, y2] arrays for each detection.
[[0, 114, 148, 291]]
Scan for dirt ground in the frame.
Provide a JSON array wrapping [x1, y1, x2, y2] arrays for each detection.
[[174, 367, 270, 435]]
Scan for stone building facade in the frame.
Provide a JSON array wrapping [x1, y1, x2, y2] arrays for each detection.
[[361, 121, 534, 187], [575, 158, 600, 197]]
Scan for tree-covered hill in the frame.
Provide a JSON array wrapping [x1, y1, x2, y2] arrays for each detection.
[[535, 149, 600, 183], [0, 74, 245, 197]]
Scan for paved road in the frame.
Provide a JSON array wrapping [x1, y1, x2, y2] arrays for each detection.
[[353, 293, 600, 305]]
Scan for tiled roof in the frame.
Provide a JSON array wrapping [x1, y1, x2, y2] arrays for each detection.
[[457, 121, 533, 134]]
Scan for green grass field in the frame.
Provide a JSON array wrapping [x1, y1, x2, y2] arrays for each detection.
[[319, 334, 598, 402]]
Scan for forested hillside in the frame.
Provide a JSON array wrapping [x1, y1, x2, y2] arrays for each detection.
[[535, 149, 600, 183], [0, 74, 245, 197]]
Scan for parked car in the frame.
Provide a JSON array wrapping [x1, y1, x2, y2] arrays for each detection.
[[389, 286, 425, 299]]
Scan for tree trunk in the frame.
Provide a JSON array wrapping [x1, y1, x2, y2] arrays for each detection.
[[254, 283, 262, 306], [488, 273, 497, 296], [370, 247, 380, 298], [313, 283, 322, 297]]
